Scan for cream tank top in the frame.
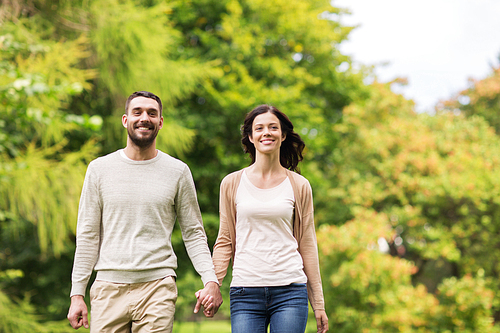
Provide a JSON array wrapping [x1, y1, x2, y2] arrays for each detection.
[[230, 170, 308, 287]]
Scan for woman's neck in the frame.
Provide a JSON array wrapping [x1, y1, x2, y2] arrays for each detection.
[[252, 153, 283, 174], [246, 154, 287, 188]]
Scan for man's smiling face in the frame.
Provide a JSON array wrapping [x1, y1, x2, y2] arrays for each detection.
[[122, 96, 163, 148]]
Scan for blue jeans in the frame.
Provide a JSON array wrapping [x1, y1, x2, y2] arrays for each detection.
[[230, 284, 308, 333]]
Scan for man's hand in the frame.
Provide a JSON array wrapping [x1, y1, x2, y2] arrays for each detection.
[[193, 281, 223, 318], [315, 309, 329, 333], [67, 295, 89, 329]]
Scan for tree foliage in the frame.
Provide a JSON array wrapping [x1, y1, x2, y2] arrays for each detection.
[[319, 81, 500, 331], [439, 63, 500, 134], [319, 210, 499, 332], [0, 21, 99, 254], [0, 286, 72, 333], [0, 18, 99, 330]]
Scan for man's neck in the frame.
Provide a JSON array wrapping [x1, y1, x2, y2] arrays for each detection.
[[123, 144, 158, 161]]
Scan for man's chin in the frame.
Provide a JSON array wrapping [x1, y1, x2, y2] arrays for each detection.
[[129, 136, 156, 148], [127, 129, 158, 148]]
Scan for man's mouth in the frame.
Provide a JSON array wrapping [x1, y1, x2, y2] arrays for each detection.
[[135, 124, 153, 131]]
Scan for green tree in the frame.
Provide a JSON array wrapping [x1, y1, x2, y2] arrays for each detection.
[[0, 19, 98, 331], [320, 80, 500, 330], [318, 208, 499, 332], [439, 63, 500, 134]]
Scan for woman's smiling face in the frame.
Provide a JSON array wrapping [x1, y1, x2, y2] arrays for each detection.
[[249, 111, 286, 155]]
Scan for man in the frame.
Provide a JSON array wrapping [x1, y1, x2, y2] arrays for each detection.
[[67, 91, 222, 332]]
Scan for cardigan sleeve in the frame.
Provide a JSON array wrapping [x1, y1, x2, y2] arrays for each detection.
[[212, 175, 235, 285], [297, 180, 325, 311]]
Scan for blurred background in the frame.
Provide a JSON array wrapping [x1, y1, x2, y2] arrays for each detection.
[[1, 0, 500, 332]]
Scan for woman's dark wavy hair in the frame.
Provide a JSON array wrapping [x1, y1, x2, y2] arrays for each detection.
[[241, 104, 305, 173]]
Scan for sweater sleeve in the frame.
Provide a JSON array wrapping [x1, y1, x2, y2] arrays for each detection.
[[176, 166, 218, 286], [298, 181, 325, 311], [70, 164, 102, 297], [212, 176, 234, 285]]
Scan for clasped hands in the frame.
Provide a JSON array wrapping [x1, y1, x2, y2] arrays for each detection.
[[193, 281, 223, 318]]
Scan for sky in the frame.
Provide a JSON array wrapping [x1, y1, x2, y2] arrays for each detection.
[[333, 0, 500, 112]]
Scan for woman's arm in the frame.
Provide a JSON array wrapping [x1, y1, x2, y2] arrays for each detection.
[[296, 179, 328, 331], [212, 177, 235, 285]]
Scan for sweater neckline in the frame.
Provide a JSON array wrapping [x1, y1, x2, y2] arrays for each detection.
[[117, 149, 163, 164]]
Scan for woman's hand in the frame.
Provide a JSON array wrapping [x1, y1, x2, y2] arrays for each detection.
[[314, 309, 329, 333]]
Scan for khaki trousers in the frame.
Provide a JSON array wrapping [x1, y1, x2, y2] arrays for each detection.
[[90, 276, 177, 333]]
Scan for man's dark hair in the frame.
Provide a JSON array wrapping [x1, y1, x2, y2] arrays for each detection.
[[125, 91, 163, 116]]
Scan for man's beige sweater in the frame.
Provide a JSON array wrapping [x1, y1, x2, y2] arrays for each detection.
[[70, 150, 217, 297]]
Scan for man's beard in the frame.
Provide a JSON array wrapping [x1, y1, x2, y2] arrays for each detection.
[[127, 122, 159, 148]]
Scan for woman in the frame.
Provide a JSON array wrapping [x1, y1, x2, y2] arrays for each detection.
[[211, 104, 328, 333]]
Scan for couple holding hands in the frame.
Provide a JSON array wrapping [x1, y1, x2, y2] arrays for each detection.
[[67, 91, 328, 333]]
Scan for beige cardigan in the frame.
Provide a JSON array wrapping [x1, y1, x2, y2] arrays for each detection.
[[212, 168, 325, 311]]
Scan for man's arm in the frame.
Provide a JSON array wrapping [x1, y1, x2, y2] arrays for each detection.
[[70, 164, 102, 297], [176, 167, 218, 280], [68, 164, 102, 328], [176, 166, 221, 317]]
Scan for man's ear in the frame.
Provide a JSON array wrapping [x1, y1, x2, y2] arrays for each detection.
[[122, 114, 128, 128]]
